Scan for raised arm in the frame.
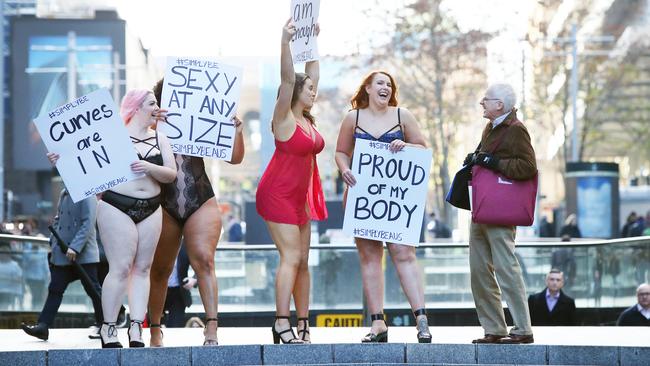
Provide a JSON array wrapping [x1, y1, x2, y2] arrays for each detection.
[[304, 23, 320, 91], [305, 60, 319, 94], [272, 19, 297, 129], [228, 115, 245, 165]]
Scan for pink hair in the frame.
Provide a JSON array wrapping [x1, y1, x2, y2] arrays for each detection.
[[120, 89, 151, 124]]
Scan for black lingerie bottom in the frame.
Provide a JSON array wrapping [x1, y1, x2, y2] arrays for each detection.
[[102, 190, 161, 224]]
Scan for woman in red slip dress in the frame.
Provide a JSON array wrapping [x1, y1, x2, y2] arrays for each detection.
[[256, 19, 327, 344]]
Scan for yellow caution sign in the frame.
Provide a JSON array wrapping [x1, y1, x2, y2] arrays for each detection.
[[316, 314, 363, 327]]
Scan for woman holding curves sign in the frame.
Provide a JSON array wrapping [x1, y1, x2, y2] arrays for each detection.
[[47, 89, 177, 348], [335, 71, 432, 343]]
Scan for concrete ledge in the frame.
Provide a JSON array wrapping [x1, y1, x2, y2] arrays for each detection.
[[406, 343, 476, 364], [121, 346, 190, 366], [620, 346, 650, 366], [2, 342, 650, 365], [0, 351, 46, 366], [477, 344, 547, 365], [548, 345, 619, 365], [333, 343, 405, 364], [193, 345, 262, 366], [263, 344, 332, 365], [264, 364, 371, 366], [48, 348, 120, 366]]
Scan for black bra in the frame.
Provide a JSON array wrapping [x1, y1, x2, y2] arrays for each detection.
[[131, 132, 164, 166]]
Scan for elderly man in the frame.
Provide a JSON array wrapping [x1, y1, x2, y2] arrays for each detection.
[[528, 269, 576, 325], [463, 83, 537, 344], [617, 283, 650, 326]]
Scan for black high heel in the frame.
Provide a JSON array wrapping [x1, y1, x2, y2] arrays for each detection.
[[100, 322, 123, 348], [203, 318, 218, 346], [361, 313, 388, 343], [413, 308, 432, 343], [128, 320, 145, 348], [271, 316, 302, 344], [149, 323, 163, 347], [297, 317, 311, 344]]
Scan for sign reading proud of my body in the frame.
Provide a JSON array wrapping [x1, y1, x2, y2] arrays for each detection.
[[290, 0, 320, 63], [158, 57, 243, 161], [33, 88, 142, 202], [343, 139, 432, 246]]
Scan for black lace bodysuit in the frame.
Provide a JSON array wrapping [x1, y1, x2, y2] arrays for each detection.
[[161, 155, 215, 225]]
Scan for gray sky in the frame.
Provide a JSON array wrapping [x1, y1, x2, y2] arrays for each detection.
[[111, 0, 533, 59]]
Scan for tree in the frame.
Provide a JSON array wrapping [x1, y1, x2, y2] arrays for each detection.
[[580, 47, 650, 167], [527, 1, 650, 178], [356, 0, 490, 226]]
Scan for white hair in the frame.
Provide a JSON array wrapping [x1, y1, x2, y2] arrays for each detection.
[[487, 83, 516, 112]]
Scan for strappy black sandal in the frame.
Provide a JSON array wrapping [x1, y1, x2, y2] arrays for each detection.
[[413, 308, 432, 343], [149, 323, 164, 347], [297, 317, 311, 344], [100, 322, 123, 348], [203, 317, 218, 346], [128, 320, 145, 348], [271, 315, 303, 344], [361, 313, 388, 343]]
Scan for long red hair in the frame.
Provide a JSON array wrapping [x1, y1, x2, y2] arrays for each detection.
[[350, 71, 399, 109]]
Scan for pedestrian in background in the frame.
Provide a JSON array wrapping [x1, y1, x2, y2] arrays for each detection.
[[21, 188, 103, 341], [559, 214, 581, 239]]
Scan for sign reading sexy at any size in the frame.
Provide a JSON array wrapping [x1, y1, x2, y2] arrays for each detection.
[[343, 139, 432, 246], [158, 57, 243, 161], [290, 0, 320, 63], [33, 88, 142, 202]]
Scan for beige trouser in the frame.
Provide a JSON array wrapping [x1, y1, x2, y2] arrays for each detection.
[[469, 222, 532, 336]]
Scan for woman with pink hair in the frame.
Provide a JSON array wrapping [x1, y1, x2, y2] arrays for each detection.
[[46, 90, 175, 347], [91, 89, 176, 347]]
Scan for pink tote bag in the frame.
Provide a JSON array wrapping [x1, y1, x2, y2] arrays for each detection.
[[470, 165, 538, 226]]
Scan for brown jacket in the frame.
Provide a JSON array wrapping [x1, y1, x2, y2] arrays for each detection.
[[479, 109, 537, 180]]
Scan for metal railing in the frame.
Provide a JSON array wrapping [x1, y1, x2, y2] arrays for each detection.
[[1, 233, 648, 314]]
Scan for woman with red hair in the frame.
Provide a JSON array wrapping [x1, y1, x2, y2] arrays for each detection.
[[335, 71, 431, 343], [95, 89, 176, 347]]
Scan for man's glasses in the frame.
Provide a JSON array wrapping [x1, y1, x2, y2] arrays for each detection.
[[480, 97, 501, 103]]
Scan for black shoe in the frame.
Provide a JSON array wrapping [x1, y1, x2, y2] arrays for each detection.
[[297, 317, 311, 344], [88, 325, 101, 339], [271, 316, 303, 344], [100, 322, 123, 348], [21, 322, 49, 341], [361, 313, 388, 343], [413, 308, 432, 343], [128, 320, 145, 348]]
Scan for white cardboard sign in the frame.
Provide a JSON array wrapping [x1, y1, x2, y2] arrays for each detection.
[[33, 88, 142, 202], [343, 139, 432, 246], [290, 0, 320, 63], [158, 56, 243, 161]]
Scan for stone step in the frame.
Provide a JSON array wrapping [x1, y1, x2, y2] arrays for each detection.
[[1, 343, 649, 366]]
